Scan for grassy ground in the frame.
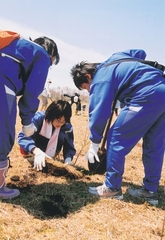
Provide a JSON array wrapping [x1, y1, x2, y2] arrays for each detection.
[[0, 101, 165, 240]]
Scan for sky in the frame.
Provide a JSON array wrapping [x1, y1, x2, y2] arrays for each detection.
[[1, 0, 165, 90]]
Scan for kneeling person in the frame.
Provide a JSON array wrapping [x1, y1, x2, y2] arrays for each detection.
[[18, 100, 76, 171]]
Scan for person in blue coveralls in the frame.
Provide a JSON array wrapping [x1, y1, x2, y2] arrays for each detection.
[[0, 30, 60, 199], [70, 49, 165, 205], [18, 100, 76, 170]]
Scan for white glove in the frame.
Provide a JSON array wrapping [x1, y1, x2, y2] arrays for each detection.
[[33, 148, 52, 171], [86, 142, 100, 163], [22, 123, 37, 137], [64, 157, 72, 166]]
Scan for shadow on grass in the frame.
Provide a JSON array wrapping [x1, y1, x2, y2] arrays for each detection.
[[3, 168, 165, 220], [3, 159, 103, 220], [4, 160, 101, 220], [4, 180, 99, 220]]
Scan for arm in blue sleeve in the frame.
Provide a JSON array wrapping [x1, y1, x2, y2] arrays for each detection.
[[17, 112, 45, 152], [89, 79, 114, 143], [18, 55, 50, 125], [62, 125, 76, 159], [18, 131, 36, 153]]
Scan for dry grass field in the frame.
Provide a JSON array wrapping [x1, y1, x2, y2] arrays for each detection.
[[1, 99, 165, 240]]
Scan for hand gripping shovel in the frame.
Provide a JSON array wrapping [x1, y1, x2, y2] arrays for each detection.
[[88, 100, 117, 174]]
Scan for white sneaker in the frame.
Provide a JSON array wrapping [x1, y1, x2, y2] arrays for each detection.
[[64, 158, 72, 166], [89, 183, 123, 199]]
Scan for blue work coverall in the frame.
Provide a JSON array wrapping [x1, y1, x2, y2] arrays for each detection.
[[18, 111, 76, 160], [89, 49, 165, 192], [0, 38, 50, 161]]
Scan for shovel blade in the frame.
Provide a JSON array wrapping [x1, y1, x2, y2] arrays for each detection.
[[88, 150, 106, 174]]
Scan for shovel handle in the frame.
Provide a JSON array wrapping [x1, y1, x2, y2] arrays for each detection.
[[100, 100, 117, 152]]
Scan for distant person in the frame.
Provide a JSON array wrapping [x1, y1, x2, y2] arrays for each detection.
[[18, 100, 76, 170], [70, 49, 165, 205], [64, 93, 81, 115], [40, 80, 52, 111], [82, 104, 86, 113], [0, 30, 59, 199], [74, 93, 82, 115]]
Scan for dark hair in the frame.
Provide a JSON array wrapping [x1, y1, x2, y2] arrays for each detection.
[[45, 100, 72, 123], [33, 36, 60, 65], [70, 61, 99, 90]]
